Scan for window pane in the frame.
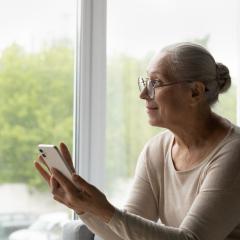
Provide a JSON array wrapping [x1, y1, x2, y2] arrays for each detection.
[[0, 0, 76, 239], [106, 0, 239, 207]]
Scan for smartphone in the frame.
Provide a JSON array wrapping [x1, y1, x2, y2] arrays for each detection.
[[38, 144, 74, 182]]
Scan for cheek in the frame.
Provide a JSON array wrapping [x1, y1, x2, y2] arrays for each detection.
[[155, 90, 179, 110], [154, 90, 187, 119]]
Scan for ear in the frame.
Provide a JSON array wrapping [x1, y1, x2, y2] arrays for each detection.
[[189, 81, 206, 105]]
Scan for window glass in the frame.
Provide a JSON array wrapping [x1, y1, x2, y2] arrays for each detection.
[[0, 0, 76, 239], [106, 0, 239, 207]]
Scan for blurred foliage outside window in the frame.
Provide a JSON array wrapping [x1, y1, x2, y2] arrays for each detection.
[[0, 41, 74, 190]]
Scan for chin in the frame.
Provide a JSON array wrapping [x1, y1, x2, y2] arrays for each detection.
[[148, 118, 163, 127]]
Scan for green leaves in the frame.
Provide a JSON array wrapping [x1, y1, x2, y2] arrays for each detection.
[[0, 42, 73, 189]]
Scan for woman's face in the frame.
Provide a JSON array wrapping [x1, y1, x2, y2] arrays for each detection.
[[140, 53, 191, 128]]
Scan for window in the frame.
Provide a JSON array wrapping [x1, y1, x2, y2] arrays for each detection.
[[0, 0, 76, 238], [106, 0, 240, 206], [0, 1, 239, 237]]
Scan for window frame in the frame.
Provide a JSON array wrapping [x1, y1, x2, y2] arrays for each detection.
[[74, 0, 107, 189], [237, 1, 240, 126]]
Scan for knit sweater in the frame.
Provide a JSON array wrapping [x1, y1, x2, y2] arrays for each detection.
[[80, 123, 240, 240]]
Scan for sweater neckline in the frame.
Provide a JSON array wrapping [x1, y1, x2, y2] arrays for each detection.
[[168, 123, 234, 174]]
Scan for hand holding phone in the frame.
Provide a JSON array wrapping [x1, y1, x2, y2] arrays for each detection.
[[38, 144, 75, 183]]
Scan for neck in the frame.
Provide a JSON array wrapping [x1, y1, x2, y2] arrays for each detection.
[[168, 107, 227, 151]]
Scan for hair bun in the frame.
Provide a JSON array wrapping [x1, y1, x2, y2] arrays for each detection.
[[216, 62, 231, 93]]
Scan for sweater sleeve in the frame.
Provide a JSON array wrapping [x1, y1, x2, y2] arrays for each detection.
[[79, 144, 159, 239], [123, 144, 159, 221], [106, 139, 240, 240], [79, 212, 124, 240]]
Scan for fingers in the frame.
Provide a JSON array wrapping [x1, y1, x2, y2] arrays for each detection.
[[38, 155, 51, 173], [51, 168, 76, 194], [50, 175, 68, 200], [59, 142, 75, 173], [53, 194, 77, 211], [34, 161, 50, 185], [72, 174, 91, 194], [53, 194, 69, 207], [50, 175, 59, 193], [50, 173, 84, 212]]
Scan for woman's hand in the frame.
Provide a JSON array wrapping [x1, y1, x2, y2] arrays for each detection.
[[34, 142, 83, 212], [34, 142, 75, 185], [51, 168, 115, 222], [34, 142, 115, 222]]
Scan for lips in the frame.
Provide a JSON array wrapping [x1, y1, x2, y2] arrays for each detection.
[[146, 106, 158, 110]]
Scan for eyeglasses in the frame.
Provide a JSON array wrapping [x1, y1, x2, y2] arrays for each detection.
[[138, 76, 193, 99]]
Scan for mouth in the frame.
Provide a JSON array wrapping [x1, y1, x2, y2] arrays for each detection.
[[146, 106, 158, 110], [146, 106, 158, 114]]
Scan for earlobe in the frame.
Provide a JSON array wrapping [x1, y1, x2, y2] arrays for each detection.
[[190, 82, 205, 105]]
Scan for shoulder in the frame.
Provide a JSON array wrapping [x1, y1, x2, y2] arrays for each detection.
[[201, 124, 240, 191], [217, 123, 240, 155], [138, 129, 173, 170], [231, 123, 240, 141], [144, 129, 173, 153], [211, 123, 240, 167]]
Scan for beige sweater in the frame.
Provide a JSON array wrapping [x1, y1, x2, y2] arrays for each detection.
[[80, 123, 240, 240]]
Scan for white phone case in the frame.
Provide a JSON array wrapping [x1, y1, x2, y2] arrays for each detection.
[[38, 144, 74, 182]]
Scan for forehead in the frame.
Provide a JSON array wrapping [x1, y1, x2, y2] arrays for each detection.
[[146, 52, 171, 79]]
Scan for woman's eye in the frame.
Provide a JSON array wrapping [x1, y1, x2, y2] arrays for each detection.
[[152, 80, 162, 86], [151, 80, 157, 86]]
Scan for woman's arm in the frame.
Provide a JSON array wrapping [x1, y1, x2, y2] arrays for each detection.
[[78, 212, 124, 240], [78, 147, 159, 239], [50, 140, 240, 240], [105, 140, 240, 240], [35, 142, 159, 240], [36, 141, 240, 240], [106, 189, 240, 240], [123, 147, 159, 221]]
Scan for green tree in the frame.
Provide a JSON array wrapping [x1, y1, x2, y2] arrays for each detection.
[[0, 42, 74, 189]]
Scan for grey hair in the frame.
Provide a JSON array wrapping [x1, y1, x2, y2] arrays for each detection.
[[161, 42, 231, 106]]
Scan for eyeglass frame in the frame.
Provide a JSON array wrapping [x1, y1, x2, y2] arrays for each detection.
[[138, 76, 195, 99]]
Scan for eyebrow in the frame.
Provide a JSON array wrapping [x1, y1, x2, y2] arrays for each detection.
[[146, 71, 163, 79], [146, 71, 167, 82], [146, 76, 165, 82]]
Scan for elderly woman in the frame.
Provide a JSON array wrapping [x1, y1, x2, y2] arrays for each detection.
[[35, 42, 240, 240]]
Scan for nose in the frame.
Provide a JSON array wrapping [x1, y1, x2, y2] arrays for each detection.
[[139, 87, 150, 100]]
